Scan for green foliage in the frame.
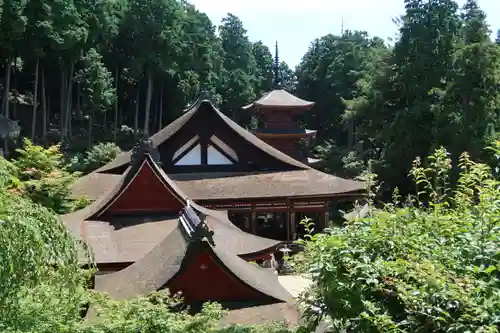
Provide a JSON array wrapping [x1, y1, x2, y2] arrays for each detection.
[[12, 138, 80, 213], [75, 48, 116, 113], [0, 188, 82, 327], [298, 146, 500, 332], [69, 141, 122, 173], [0, 167, 292, 332]]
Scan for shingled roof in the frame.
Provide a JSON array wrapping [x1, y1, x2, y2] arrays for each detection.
[[62, 148, 282, 266], [93, 205, 300, 327], [242, 89, 315, 110], [72, 99, 365, 201], [96, 99, 306, 173]]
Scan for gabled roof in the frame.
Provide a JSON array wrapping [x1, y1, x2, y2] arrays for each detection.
[[96, 99, 307, 173], [72, 99, 365, 201], [62, 145, 281, 264], [242, 89, 315, 110], [90, 206, 302, 328], [94, 205, 292, 303]]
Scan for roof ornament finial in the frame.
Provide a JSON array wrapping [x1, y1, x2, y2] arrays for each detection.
[[199, 88, 213, 102], [179, 204, 215, 246], [273, 41, 281, 89], [130, 138, 161, 167], [182, 86, 217, 113]]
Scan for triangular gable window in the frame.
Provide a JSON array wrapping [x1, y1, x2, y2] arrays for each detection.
[[207, 145, 232, 165], [173, 136, 199, 161], [210, 135, 238, 161], [175, 144, 202, 166]]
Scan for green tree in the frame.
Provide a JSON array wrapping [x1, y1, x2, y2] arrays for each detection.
[[0, 0, 28, 150], [217, 14, 257, 123], [118, 0, 184, 136], [75, 48, 116, 148], [296, 31, 388, 163], [252, 41, 273, 94], [435, 0, 500, 159], [278, 61, 295, 92]]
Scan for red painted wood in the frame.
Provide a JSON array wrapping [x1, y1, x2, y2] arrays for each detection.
[[106, 161, 184, 215], [168, 247, 267, 302]]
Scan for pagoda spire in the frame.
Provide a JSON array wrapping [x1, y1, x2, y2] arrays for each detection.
[[273, 41, 280, 89]]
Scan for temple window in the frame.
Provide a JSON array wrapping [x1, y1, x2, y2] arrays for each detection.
[[174, 144, 202, 165], [173, 135, 238, 166]]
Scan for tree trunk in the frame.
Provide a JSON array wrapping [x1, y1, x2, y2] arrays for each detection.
[[41, 66, 48, 145], [12, 58, 18, 120], [59, 65, 66, 141], [76, 82, 81, 118], [31, 57, 40, 141], [113, 65, 119, 141], [65, 62, 74, 140], [3, 53, 13, 155], [158, 82, 163, 132], [134, 82, 140, 138], [47, 95, 51, 145], [143, 70, 154, 137], [88, 109, 93, 148]]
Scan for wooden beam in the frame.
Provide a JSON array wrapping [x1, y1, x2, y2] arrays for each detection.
[[250, 205, 256, 234], [244, 212, 250, 231], [323, 201, 329, 231]]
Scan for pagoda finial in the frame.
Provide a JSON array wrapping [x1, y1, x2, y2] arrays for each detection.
[[273, 41, 280, 89]]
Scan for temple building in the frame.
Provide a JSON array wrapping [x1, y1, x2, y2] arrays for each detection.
[[71, 146, 305, 328], [72, 98, 364, 242], [91, 203, 300, 327], [242, 42, 319, 165], [62, 141, 282, 272]]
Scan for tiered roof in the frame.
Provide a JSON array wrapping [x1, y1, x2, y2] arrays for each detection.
[[242, 89, 315, 111], [71, 99, 364, 202], [62, 141, 282, 267]]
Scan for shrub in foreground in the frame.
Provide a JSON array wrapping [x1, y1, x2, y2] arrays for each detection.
[[298, 146, 500, 332]]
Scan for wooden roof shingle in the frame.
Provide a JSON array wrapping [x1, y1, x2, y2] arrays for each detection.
[[63, 152, 282, 265]]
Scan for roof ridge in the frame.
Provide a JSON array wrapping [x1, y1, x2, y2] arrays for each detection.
[[96, 99, 311, 174]]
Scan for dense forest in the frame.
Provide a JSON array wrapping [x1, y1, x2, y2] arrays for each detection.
[[0, 0, 499, 192]]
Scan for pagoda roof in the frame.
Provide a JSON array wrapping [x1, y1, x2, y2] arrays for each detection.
[[72, 99, 365, 201], [242, 89, 315, 110], [62, 150, 281, 265], [91, 205, 301, 327]]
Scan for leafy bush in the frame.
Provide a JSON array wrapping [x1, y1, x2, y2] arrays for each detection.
[[9, 139, 80, 213], [69, 142, 122, 173], [0, 141, 295, 333], [297, 145, 500, 332]]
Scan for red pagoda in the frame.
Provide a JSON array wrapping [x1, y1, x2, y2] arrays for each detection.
[[242, 42, 320, 165]]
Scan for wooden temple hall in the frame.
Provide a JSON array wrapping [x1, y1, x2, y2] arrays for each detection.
[[72, 94, 364, 242], [64, 86, 363, 328]]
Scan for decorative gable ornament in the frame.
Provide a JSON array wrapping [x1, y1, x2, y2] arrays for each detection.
[[130, 138, 160, 167], [180, 205, 214, 246]]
